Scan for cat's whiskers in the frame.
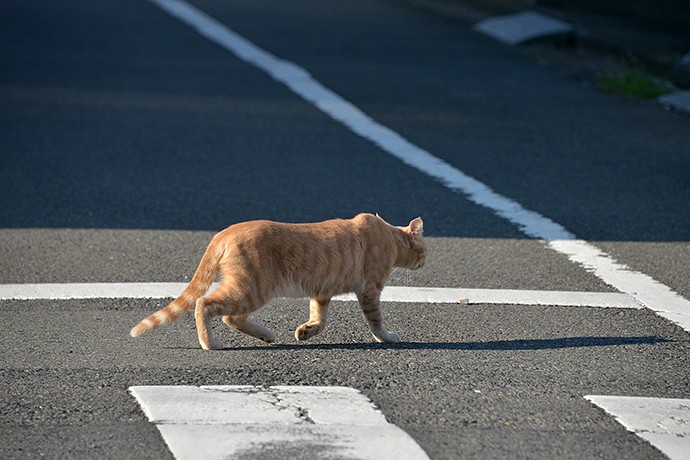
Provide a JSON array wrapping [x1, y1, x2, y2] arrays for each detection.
[[389, 266, 413, 286], [389, 267, 404, 283], [403, 268, 412, 286]]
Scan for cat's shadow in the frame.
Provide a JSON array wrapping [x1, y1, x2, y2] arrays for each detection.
[[164, 335, 670, 352]]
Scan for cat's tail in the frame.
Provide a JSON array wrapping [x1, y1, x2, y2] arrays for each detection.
[[130, 239, 225, 338]]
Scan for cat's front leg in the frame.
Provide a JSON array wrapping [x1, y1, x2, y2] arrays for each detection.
[[295, 297, 330, 341], [356, 288, 400, 343]]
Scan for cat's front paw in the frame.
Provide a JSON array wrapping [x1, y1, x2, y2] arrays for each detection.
[[259, 330, 277, 344], [373, 330, 401, 343], [295, 323, 321, 341]]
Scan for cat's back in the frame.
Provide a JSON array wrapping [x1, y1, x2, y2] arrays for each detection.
[[215, 214, 389, 249], [215, 216, 368, 265], [219, 217, 356, 242], [223, 216, 369, 296]]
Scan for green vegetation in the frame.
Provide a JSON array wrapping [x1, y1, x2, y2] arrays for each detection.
[[596, 67, 675, 99]]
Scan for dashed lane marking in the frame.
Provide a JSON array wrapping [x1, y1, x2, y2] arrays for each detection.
[[585, 395, 690, 460], [130, 385, 430, 460], [0, 283, 643, 308], [145, 0, 690, 334]]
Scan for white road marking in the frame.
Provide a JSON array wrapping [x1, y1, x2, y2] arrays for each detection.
[[0, 282, 190, 300], [585, 395, 690, 460], [146, 0, 690, 333], [130, 385, 430, 460], [474, 11, 573, 46], [0, 282, 642, 308], [336, 286, 643, 308], [549, 240, 690, 332]]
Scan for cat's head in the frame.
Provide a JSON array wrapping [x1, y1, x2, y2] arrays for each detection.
[[397, 217, 426, 270]]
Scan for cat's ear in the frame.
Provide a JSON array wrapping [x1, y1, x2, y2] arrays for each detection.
[[408, 217, 423, 236]]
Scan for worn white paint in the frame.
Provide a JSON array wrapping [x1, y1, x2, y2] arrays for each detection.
[[144, 0, 690, 335], [474, 11, 573, 46], [130, 385, 430, 460], [585, 395, 690, 460]]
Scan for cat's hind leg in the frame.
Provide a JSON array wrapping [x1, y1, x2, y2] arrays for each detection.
[[356, 288, 400, 343], [223, 315, 276, 343], [295, 297, 330, 341], [195, 285, 248, 350], [195, 293, 225, 350]]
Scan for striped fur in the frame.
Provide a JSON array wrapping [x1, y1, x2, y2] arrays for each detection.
[[130, 213, 425, 350]]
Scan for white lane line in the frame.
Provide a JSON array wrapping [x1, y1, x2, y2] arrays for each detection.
[[0, 282, 190, 300], [0, 283, 642, 308], [130, 385, 430, 460], [146, 0, 690, 333], [549, 240, 690, 332], [336, 286, 643, 308], [585, 395, 690, 460]]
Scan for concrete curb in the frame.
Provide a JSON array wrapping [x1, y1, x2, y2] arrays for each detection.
[[658, 90, 690, 115]]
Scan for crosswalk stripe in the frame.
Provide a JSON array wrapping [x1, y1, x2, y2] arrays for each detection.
[[130, 385, 430, 460], [585, 395, 690, 460]]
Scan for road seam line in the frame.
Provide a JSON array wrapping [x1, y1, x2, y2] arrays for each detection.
[[145, 0, 690, 334]]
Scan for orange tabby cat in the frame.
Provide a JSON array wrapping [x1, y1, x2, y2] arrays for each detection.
[[130, 213, 425, 350]]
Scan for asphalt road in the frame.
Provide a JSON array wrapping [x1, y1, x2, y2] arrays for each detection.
[[1, 0, 689, 459]]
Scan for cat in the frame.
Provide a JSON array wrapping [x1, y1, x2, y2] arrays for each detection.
[[130, 213, 425, 350]]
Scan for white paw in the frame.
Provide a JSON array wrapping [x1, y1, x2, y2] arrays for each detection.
[[373, 330, 400, 343], [201, 337, 224, 350], [295, 323, 321, 341], [259, 330, 277, 343]]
